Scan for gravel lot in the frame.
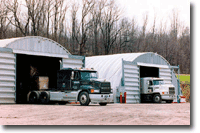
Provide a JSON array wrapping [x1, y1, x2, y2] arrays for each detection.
[[0, 103, 190, 125]]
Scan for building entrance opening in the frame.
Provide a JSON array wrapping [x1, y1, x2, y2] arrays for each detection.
[[140, 66, 159, 78], [16, 54, 61, 103]]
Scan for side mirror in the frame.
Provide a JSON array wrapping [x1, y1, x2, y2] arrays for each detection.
[[71, 71, 74, 80]]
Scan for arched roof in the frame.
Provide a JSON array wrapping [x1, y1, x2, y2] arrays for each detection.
[[0, 36, 71, 57], [86, 52, 145, 79], [86, 52, 173, 90]]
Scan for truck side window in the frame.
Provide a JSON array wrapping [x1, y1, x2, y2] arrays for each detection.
[[149, 81, 153, 86], [74, 71, 79, 80]]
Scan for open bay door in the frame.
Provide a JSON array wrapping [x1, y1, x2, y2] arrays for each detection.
[[61, 55, 85, 69], [122, 59, 140, 103], [137, 62, 172, 84]]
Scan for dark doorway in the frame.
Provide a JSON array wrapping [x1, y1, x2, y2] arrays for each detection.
[[140, 66, 159, 78], [16, 54, 61, 103]]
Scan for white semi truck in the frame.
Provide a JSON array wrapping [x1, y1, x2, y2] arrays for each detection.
[[140, 77, 175, 103]]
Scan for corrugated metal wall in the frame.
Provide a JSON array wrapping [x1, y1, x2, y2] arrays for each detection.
[[0, 52, 16, 103], [62, 55, 85, 69], [122, 60, 140, 103], [62, 58, 83, 69], [159, 68, 172, 84]]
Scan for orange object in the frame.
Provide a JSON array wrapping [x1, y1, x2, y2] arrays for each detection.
[[124, 92, 126, 103], [120, 92, 122, 103]]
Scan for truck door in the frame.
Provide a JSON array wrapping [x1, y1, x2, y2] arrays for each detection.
[[71, 71, 80, 90], [57, 70, 71, 90]]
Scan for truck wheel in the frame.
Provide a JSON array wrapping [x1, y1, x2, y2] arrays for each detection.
[[39, 91, 50, 104], [79, 92, 90, 106], [153, 94, 161, 103], [29, 91, 39, 104], [99, 103, 107, 106]]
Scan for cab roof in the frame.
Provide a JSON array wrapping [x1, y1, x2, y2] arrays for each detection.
[[141, 77, 164, 80], [60, 68, 97, 72]]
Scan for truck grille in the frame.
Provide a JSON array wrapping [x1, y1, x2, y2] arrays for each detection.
[[169, 87, 175, 95], [101, 82, 111, 93], [101, 82, 110, 87]]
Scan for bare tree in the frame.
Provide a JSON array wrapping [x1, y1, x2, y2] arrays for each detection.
[[52, 0, 68, 42], [0, 0, 11, 38], [141, 12, 148, 51], [100, 0, 122, 55], [0, 1, 190, 74], [25, 0, 46, 36], [72, 0, 95, 55], [91, 0, 106, 55], [70, 2, 79, 53], [6, 0, 30, 36]]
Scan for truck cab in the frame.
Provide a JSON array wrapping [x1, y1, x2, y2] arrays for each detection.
[[28, 68, 113, 106], [140, 77, 175, 103]]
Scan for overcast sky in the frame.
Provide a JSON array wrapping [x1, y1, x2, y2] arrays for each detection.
[[117, 0, 190, 30]]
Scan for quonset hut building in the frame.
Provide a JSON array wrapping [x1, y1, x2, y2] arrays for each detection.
[[86, 53, 181, 103], [0, 36, 84, 104]]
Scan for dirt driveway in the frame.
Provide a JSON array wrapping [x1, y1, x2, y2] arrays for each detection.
[[0, 103, 190, 125]]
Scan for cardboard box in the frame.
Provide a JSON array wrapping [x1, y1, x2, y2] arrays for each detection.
[[36, 76, 49, 90]]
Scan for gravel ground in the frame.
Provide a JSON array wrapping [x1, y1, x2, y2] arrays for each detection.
[[0, 103, 190, 125]]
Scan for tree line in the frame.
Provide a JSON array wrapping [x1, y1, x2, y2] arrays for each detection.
[[0, 0, 190, 74]]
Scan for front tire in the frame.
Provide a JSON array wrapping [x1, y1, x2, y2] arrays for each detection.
[[79, 92, 90, 106], [153, 94, 161, 103], [99, 103, 107, 106]]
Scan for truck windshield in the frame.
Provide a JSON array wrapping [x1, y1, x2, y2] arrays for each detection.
[[80, 71, 98, 80], [153, 80, 165, 85]]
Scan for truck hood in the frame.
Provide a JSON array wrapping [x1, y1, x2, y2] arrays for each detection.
[[153, 84, 174, 88], [152, 84, 175, 93]]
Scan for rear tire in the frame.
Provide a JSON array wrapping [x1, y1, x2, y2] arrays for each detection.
[[99, 103, 107, 106], [79, 92, 90, 106], [29, 91, 40, 104], [153, 94, 161, 103], [39, 91, 50, 104]]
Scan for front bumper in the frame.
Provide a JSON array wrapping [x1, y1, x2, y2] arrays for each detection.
[[89, 94, 113, 104], [161, 94, 175, 100]]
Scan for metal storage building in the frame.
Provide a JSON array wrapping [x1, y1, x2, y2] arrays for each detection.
[[86, 52, 180, 103], [0, 36, 84, 103]]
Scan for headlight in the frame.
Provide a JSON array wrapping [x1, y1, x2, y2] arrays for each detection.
[[94, 89, 100, 93], [162, 92, 168, 95], [111, 89, 113, 93], [91, 89, 100, 93]]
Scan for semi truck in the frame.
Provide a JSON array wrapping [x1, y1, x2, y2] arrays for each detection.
[[140, 77, 175, 103], [27, 68, 113, 106]]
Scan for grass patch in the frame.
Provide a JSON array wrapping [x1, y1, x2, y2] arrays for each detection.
[[177, 74, 190, 84], [177, 74, 190, 102]]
